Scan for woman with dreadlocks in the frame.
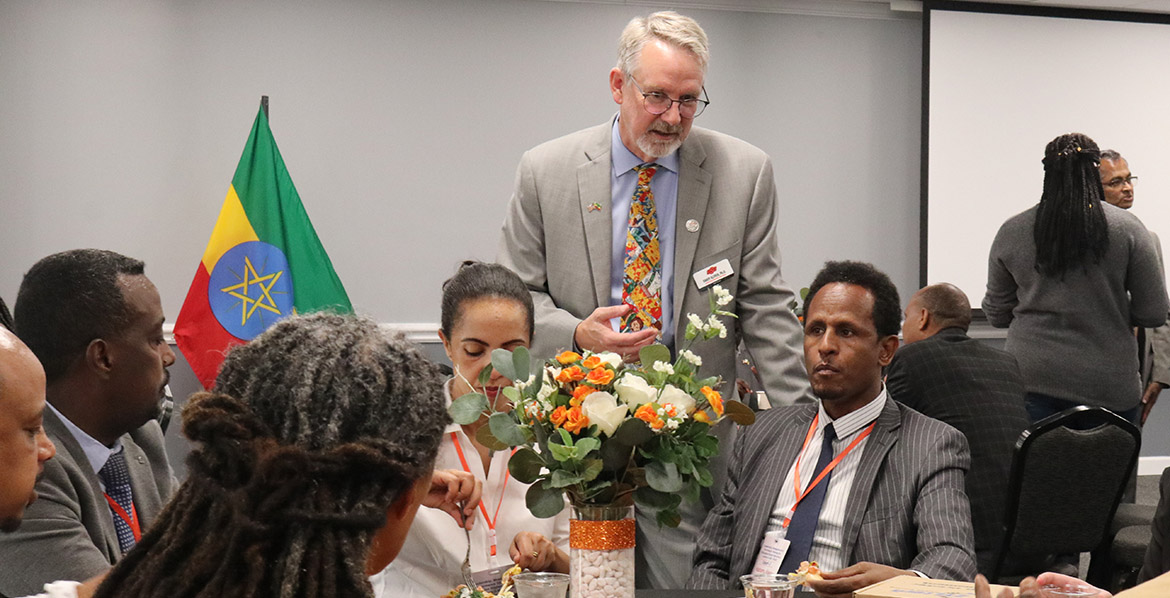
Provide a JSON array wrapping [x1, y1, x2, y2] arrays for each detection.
[[83, 312, 478, 598], [983, 132, 1168, 424], [370, 262, 570, 598]]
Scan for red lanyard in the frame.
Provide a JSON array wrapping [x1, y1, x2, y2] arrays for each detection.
[[451, 432, 517, 558], [783, 414, 876, 528], [103, 494, 142, 542]]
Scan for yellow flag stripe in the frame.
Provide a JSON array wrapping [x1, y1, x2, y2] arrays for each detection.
[[200, 185, 260, 271]]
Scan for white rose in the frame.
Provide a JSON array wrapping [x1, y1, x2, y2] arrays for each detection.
[[680, 350, 702, 367], [615, 373, 656, 407], [659, 384, 696, 414], [580, 391, 628, 437], [597, 351, 623, 369]]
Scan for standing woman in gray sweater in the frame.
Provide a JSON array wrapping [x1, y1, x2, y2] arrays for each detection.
[[983, 132, 1169, 424]]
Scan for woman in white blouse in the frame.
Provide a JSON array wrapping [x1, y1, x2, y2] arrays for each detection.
[[371, 262, 570, 598]]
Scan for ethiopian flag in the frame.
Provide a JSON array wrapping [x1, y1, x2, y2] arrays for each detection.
[[174, 102, 351, 388]]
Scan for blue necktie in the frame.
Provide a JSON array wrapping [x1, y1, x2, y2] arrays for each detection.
[[98, 451, 137, 554], [778, 423, 837, 575]]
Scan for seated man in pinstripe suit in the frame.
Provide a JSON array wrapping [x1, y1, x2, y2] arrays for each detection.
[[689, 261, 976, 596], [887, 283, 1029, 576]]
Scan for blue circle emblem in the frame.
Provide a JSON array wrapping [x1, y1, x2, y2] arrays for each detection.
[[208, 241, 295, 340]]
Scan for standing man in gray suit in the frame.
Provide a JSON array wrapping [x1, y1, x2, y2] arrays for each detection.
[[498, 11, 810, 589], [690, 261, 976, 593], [0, 250, 177, 597], [1099, 150, 1170, 426]]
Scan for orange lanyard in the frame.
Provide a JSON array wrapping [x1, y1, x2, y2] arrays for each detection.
[[783, 414, 875, 528], [451, 432, 517, 558], [103, 493, 142, 542]]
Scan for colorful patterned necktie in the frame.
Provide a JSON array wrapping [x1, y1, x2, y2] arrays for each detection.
[[622, 164, 661, 332], [98, 450, 138, 554]]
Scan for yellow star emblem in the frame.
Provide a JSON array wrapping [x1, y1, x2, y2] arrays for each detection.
[[219, 256, 285, 326]]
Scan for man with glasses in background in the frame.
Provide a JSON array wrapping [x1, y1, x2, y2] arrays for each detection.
[[1100, 150, 1170, 427], [498, 10, 810, 589]]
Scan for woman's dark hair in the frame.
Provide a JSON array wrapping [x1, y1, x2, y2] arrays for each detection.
[[440, 261, 534, 340], [94, 313, 449, 598], [1034, 132, 1109, 277]]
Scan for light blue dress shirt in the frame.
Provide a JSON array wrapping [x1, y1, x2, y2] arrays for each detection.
[[609, 117, 679, 348], [47, 402, 123, 491]]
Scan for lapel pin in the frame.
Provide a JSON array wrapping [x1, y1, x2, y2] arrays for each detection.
[[587, 202, 602, 213], [686, 219, 700, 233]]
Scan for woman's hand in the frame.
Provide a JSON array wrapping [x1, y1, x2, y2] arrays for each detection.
[[423, 469, 482, 530], [509, 532, 569, 573]]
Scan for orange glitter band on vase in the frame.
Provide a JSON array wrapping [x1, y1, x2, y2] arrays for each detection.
[[569, 518, 636, 550]]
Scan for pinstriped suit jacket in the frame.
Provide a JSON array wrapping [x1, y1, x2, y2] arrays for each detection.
[[688, 399, 976, 588]]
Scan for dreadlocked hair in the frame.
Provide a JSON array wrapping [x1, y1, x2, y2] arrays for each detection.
[[1034, 132, 1109, 277], [93, 313, 450, 598]]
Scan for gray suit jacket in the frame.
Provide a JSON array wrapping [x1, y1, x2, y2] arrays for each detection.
[[0, 409, 176, 596], [498, 120, 811, 588], [688, 399, 977, 588]]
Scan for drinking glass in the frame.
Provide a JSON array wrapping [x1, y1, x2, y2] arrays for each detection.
[[740, 574, 796, 598], [512, 572, 570, 598]]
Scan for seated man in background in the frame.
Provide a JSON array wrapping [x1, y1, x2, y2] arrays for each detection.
[[887, 283, 1029, 575], [690, 261, 976, 595], [0, 250, 178, 597]]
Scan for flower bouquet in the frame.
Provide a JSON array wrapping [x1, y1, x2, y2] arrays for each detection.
[[448, 286, 755, 597]]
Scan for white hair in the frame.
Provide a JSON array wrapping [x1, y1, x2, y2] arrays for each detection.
[[616, 11, 709, 75]]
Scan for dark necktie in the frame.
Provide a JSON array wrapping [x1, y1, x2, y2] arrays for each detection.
[[98, 450, 137, 554], [778, 423, 837, 575]]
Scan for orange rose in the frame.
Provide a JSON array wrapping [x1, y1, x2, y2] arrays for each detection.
[[693, 411, 711, 423], [664, 404, 678, 418], [582, 355, 603, 369], [650, 418, 665, 430], [701, 386, 725, 417], [556, 366, 586, 385], [556, 351, 582, 365], [634, 404, 658, 424], [550, 406, 568, 426], [563, 406, 589, 434], [585, 367, 614, 386]]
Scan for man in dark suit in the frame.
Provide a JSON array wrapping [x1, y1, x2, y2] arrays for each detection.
[[1139, 466, 1170, 583], [886, 283, 1029, 575], [0, 250, 177, 596], [690, 261, 976, 595]]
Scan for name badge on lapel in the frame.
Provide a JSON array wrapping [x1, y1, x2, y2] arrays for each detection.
[[693, 259, 733, 290]]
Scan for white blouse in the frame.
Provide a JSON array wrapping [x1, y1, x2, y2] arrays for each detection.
[[370, 382, 570, 598]]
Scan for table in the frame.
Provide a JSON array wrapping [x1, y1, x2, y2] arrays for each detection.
[[636, 592, 740, 598]]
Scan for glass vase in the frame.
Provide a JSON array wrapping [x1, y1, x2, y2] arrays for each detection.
[[569, 503, 635, 598]]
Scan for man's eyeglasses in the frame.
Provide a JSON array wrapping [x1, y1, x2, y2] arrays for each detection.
[[1103, 176, 1138, 189], [628, 75, 709, 119]]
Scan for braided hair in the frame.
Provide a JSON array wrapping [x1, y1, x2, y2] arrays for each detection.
[[94, 313, 449, 598], [1034, 132, 1109, 277]]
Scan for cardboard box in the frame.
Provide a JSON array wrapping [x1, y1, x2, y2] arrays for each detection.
[[853, 575, 1016, 598]]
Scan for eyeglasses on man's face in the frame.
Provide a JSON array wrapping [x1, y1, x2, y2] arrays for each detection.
[[1103, 176, 1138, 189], [628, 75, 709, 119]]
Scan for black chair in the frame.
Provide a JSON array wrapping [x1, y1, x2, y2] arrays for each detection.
[[990, 406, 1140, 585]]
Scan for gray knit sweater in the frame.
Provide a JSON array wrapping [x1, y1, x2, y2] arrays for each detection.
[[982, 203, 1169, 411]]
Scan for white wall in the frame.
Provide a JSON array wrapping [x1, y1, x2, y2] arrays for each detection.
[[0, 0, 923, 324]]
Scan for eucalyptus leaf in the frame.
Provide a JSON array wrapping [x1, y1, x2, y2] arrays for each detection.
[[581, 458, 604, 482], [475, 424, 509, 451], [502, 386, 522, 403], [477, 362, 494, 388], [557, 427, 573, 447], [548, 442, 577, 462], [508, 448, 545, 484], [575, 436, 601, 456], [600, 439, 632, 472], [634, 486, 679, 509], [723, 400, 756, 425], [656, 509, 682, 528], [526, 483, 567, 518], [511, 346, 531, 385], [549, 468, 583, 488], [489, 412, 527, 446], [638, 344, 672, 367], [448, 393, 488, 425], [491, 349, 517, 382], [613, 418, 655, 445], [694, 465, 714, 488], [645, 461, 684, 493]]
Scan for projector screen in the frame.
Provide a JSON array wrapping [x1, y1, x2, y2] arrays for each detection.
[[924, 2, 1170, 306]]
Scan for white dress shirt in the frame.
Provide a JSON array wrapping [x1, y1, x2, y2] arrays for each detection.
[[46, 403, 123, 491], [762, 389, 887, 573], [369, 381, 570, 598]]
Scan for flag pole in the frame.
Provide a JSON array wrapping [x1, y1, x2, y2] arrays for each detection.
[[261, 95, 269, 119]]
